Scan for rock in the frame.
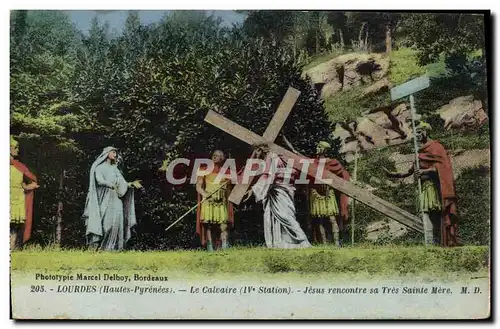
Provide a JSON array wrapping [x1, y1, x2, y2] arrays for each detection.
[[331, 101, 421, 163], [356, 117, 392, 149], [365, 221, 389, 241], [362, 78, 392, 97], [304, 61, 341, 85], [303, 52, 390, 99], [321, 80, 343, 99], [451, 149, 490, 178], [438, 95, 488, 130], [388, 152, 414, 185]]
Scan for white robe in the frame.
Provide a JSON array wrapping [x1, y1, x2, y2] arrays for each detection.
[[252, 152, 311, 249]]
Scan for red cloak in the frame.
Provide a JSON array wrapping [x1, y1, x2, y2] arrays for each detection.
[[195, 165, 234, 247], [10, 158, 38, 243], [418, 139, 459, 247], [310, 157, 350, 223]]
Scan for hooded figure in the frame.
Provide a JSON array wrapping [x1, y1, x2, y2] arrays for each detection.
[[83, 147, 138, 251]]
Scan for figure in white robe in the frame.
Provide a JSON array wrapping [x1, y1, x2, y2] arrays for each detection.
[[244, 143, 311, 249], [83, 147, 142, 251]]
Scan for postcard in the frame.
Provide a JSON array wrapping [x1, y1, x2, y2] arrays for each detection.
[[9, 9, 491, 319]]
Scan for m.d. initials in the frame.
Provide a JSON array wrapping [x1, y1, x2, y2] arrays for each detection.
[[461, 287, 481, 294]]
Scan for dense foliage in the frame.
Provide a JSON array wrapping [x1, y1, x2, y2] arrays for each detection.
[[10, 10, 335, 249]]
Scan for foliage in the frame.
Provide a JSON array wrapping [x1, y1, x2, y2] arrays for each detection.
[[397, 13, 486, 65], [455, 166, 490, 245], [10, 10, 95, 247], [241, 11, 295, 46]]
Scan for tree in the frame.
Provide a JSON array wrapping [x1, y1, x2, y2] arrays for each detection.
[[397, 13, 486, 65], [326, 12, 348, 49], [343, 12, 401, 53], [10, 10, 91, 246], [241, 10, 295, 46]]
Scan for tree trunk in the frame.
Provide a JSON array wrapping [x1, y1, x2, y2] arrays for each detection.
[[315, 30, 320, 55], [56, 169, 65, 246], [364, 26, 369, 51], [293, 35, 297, 59], [338, 29, 344, 49], [315, 12, 321, 54], [358, 22, 367, 46], [385, 23, 392, 54]]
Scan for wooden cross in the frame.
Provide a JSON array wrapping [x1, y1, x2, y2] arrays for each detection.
[[204, 87, 424, 233], [227, 87, 301, 205]]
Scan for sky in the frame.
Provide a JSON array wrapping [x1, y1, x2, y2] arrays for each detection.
[[65, 10, 246, 35]]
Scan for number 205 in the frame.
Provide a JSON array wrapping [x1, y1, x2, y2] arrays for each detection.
[[30, 285, 45, 293]]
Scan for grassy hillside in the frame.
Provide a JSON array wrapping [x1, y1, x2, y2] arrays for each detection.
[[319, 48, 446, 124], [302, 47, 490, 246]]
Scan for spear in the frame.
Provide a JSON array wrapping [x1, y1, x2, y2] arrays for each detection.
[[164, 178, 232, 232]]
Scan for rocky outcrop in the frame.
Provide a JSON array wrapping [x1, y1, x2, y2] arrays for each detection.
[[304, 53, 390, 99], [362, 77, 392, 97], [333, 102, 417, 163], [438, 95, 488, 130]]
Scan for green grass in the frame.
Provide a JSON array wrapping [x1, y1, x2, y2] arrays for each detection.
[[388, 47, 447, 85], [11, 245, 489, 277], [436, 131, 490, 151], [324, 87, 366, 123], [388, 48, 428, 85], [324, 85, 391, 123], [395, 127, 491, 155]]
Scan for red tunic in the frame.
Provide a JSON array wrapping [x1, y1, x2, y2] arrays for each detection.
[[10, 158, 38, 242]]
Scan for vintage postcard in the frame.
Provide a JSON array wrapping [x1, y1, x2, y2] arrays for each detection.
[[9, 9, 491, 320]]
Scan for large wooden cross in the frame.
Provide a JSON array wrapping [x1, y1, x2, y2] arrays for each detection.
[[227, 87, 302, 205], [205, 87, 424, 233]]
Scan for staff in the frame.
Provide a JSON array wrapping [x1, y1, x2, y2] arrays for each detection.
[[164, 179, 232, 232], [409, 94, 426, 244]]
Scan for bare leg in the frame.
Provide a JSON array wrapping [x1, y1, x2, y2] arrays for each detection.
[[422, 212, 435, 245], [10, 227, 17, 251], [330, 216, 340, 247], [311, 222, 318, 244], [205, 224, 213, 251], [430, 211, 441, 246], [221, 223, 229, 249], [318, 220, 327, 244]]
